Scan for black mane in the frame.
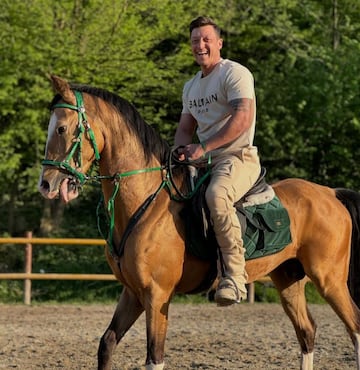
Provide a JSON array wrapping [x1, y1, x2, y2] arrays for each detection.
[[50, 84, 170, 164]]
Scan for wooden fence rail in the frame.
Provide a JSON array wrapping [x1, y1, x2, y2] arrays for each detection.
[[0, 232, 270, 305]]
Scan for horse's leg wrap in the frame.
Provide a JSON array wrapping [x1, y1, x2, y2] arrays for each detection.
[[145, 362, 164, 370], [301, 351, 314, 370], [354, 332, 360, 370]]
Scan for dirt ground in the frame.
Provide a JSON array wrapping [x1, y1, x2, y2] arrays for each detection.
[[0, 302, 356, 369]]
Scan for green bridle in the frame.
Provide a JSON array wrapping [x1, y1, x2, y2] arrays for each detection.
[[42, 90, 100, 185], [42, 89, 212, 258], [42, 90, 166, 256]]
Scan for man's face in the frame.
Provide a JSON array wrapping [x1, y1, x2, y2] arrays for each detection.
[[190, 25, 223, 71]]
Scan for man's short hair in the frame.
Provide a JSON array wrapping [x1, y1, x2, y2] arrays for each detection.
[[189, 16, 221, 37]]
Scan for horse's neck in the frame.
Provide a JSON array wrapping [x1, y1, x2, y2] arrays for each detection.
[[95, 107, 173, 231], [99, 160, 166, 246], [99, 123, 163, 210], [98, 109, 155, 167]]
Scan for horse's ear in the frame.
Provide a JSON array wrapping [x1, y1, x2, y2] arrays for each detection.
[[50, 75, 76, 105]]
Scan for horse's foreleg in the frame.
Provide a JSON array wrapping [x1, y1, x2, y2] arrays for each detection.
[[98, 287, 144, 370], [270, 268, 316, 370], [145, 362, 165, 370], [143, 289, 172, 369]]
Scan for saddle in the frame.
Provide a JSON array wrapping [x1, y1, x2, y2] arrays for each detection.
[[181, 167, 292, 261]]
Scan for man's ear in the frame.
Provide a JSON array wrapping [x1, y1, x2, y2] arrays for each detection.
[[218, 38, 223, 50]]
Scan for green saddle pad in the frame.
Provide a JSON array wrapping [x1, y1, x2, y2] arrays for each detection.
[[183, 195, 292, 261], [242, 196, 291, 260]]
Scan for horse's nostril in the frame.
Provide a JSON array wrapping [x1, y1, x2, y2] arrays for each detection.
[[41, 180, 50, 191]]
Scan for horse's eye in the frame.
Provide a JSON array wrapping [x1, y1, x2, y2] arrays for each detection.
[[57, 126, 67, 135]]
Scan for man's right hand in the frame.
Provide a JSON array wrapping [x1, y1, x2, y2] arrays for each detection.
[[173, 146, 186, 161], [175, 144, 205, 161]]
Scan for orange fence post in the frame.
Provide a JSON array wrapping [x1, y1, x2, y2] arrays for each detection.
[[24, 231, 32, 305]]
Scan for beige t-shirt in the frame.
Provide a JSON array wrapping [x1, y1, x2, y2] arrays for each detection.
[[181, 58, 257, 157]]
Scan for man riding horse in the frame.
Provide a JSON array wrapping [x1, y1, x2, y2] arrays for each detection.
[[175, 16, 261, 306]]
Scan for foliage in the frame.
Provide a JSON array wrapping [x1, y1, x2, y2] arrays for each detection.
[[254, 281, 325, 304], [0, 0, 359, 302]]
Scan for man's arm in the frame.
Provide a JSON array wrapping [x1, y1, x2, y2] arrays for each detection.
[[173, 113, 197, 161], [203, 97, 254, 152], [174, 113, 197, 146]]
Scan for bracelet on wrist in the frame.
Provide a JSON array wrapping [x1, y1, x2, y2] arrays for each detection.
[[200, 141, 207, 153]]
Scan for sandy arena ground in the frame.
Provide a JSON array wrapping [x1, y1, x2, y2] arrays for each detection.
[[0, 303, 356, 369]]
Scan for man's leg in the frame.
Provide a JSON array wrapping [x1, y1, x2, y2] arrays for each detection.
[[206, 150, 260, 306]]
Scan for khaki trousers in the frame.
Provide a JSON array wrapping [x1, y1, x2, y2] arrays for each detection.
[[205, 147, 261, 285]]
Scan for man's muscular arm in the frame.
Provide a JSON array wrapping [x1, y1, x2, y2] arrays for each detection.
[[174, 113, 197, 160], [202, 97, 254, 152], [174, 113, 197, 146]]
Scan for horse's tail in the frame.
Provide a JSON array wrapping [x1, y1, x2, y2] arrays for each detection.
[[336, 188, 360, 307]]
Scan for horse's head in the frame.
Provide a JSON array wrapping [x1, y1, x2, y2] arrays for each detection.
[[38, 75, 102, 203]]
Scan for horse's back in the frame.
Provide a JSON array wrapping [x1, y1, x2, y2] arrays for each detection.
[[272, 178, 346, 223], [272, 178, 352, 270], [272, 177, 349, 230], [272, 178, 335, 201]]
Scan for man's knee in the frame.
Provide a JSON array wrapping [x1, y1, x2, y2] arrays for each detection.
[[205, 185, 229, 210]]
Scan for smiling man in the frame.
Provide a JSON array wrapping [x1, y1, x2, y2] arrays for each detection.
[[174, 16, 262, 306]]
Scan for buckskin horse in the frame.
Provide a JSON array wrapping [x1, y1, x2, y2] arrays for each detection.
[[38, 75, 360, 370]]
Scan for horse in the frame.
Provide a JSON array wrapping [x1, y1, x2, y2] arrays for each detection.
[[38, 75, 360, 370]]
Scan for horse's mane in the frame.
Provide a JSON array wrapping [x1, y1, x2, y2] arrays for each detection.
[[50, 84, 170, 164]]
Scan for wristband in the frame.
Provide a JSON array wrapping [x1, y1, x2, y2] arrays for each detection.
[[200, 141, 207, 153]]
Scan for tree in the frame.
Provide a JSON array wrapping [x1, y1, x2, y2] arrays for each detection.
[[1, 0, 360, 302], [0, 0, 359, 234]]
